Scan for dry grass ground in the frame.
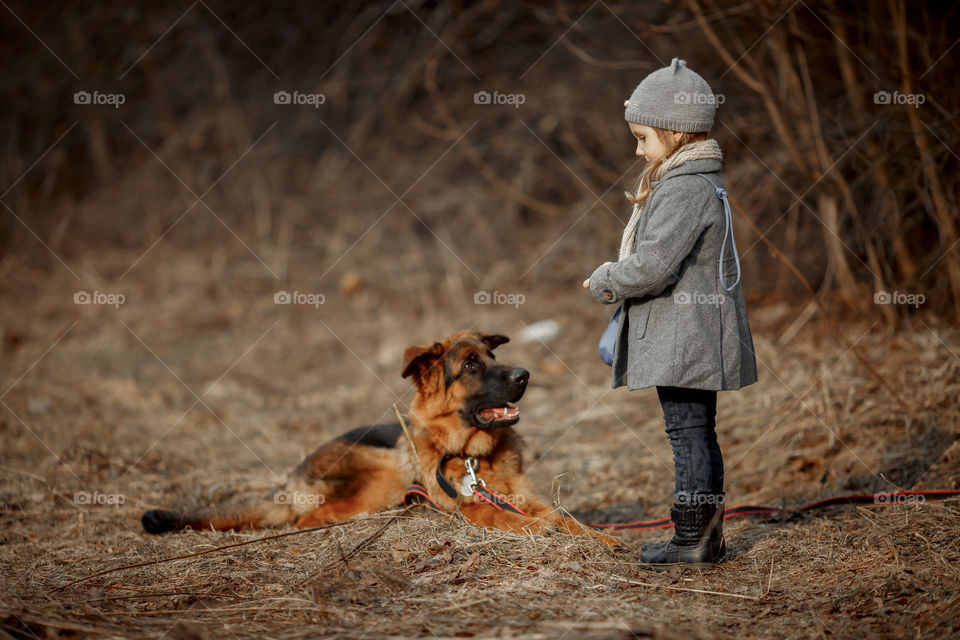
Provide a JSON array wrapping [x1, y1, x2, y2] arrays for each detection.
[[1, 240, 958, 639]]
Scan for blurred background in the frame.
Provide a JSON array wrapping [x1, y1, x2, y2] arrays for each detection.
[[3, 0, 958, 319], [1, 0, 958, 527]]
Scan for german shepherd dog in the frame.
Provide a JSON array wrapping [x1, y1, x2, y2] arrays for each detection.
[[142, 331, 617, 546]]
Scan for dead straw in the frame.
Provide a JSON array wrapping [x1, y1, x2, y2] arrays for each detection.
[[56, 513, 402, 592]]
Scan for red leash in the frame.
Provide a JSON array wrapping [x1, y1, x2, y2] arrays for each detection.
[[589, 490, 960, 532], [403, 486, 960, 531]]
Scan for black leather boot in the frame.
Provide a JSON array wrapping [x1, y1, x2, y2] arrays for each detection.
[[640, 495, 725, 568], [708, 499, 725, 559]]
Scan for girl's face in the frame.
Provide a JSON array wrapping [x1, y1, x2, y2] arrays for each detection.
[[629, 123, 677, 163]]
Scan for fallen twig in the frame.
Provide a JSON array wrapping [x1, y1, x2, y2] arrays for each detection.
[[610, 574, 763, 600], [298, 512, 406, 585], [57, 513, 403, 591]]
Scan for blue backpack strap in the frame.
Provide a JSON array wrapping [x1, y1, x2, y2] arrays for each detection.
[[696, 173, 741, 291]]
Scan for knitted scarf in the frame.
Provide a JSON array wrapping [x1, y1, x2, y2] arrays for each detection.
[[617, 138, 723, 261]]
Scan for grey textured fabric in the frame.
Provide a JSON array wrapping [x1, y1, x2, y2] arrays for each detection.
[[589, 157, 758, 391], [618, 139, 722, 261], [624, 58, 717, 132]]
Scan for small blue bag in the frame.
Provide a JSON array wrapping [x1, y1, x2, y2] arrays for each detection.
[[598, 302, 622, 366], [596, 173, 740, 366]]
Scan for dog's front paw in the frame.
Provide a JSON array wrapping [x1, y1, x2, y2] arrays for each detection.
[[593, 532, 627, 550]]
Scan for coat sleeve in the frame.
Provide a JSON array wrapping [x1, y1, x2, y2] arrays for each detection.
[[589, 175, 713, 305]]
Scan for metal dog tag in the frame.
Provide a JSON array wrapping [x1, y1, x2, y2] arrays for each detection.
[[460, 457, 484, 496], [460, 474, 475, 497]]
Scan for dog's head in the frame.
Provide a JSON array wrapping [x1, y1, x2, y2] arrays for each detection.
[[402, 331, 529, 432]]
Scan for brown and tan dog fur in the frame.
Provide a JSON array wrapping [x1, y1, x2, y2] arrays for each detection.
[[142, 331, 616, 546]]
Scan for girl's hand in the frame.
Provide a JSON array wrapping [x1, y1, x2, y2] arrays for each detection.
[[583, 262, 614, 288]]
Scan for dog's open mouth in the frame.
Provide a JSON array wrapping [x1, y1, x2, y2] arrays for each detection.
[[476, 401, 519, 426]]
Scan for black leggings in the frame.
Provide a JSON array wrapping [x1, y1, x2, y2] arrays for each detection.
[[656, 386, 724, 497]]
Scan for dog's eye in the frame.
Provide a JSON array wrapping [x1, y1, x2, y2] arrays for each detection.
[[462, 360, 476, 372]]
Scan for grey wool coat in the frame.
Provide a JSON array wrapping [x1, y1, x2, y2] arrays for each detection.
[[589, 157, 758, 391]]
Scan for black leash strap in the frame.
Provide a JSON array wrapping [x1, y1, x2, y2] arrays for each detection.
[[404, 483, 443, 511], [435, 454, 458, 498]]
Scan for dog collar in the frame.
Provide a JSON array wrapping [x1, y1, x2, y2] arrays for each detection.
[[436, 454, 486, 498], [431, 454, 527, 516], [435, 454, 459, 498]]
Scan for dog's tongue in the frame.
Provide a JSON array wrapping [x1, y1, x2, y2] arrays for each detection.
[[479, 406, 519, 421]]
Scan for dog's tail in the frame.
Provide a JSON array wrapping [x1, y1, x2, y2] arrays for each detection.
[[142, 490, 298, 534]]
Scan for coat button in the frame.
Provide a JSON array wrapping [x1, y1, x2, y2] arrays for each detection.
[[602, 290, 614, 301]]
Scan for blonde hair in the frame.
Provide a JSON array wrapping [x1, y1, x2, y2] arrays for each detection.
[[626, 129, 708, 205]]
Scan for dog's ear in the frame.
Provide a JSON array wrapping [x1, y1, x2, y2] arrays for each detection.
[[479, 333, 509, 351], [401, 342, 445, 382]]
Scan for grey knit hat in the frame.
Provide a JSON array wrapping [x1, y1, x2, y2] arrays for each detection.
[[624, 58, 716, 132]]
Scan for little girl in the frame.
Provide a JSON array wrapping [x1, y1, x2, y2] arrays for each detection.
[[584, 58, 758, 567]]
